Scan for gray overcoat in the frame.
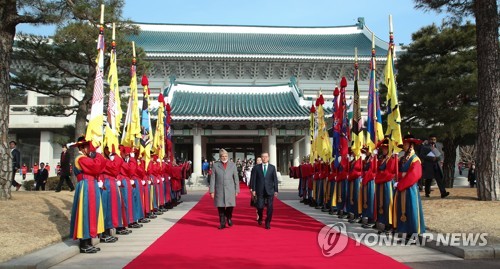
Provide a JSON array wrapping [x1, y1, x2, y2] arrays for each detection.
[[209, 161, 240, 207]]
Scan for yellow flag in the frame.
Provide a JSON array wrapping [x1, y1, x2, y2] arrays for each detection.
[[121, 58, 141, 148], [384, 43, 403, 153], [309, 105, 316, 163], [315, 94, 332, 162], [153, 94, 166, 161]]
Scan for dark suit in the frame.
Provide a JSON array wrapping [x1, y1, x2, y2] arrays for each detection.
[[35, 168, 49, 191], [11, 148, 21, 187], [419, 143, 447, 196], [251, 163, 279, 226], [56, 151, 75, 191]]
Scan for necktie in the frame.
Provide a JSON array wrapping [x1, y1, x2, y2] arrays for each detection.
[[263, 164, 267, 176]]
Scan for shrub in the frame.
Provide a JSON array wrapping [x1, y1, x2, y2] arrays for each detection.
[[22, 176, 74, 191]]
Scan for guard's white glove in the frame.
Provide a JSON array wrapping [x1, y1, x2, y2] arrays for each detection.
[[98, 181, 104, 188], [95, 147, 102, 154], [161, 177, 165, 182], [156, 179, 160, 184], [130, 180, 135, 185], [130, 152, 135, 158], [141, 180, 146, 185], [148, 180, 152, 184], [116, 180, 122, 187], [373, 149, 378, 155], [109, 155, 115, 161], [394, 182, 399, 188]]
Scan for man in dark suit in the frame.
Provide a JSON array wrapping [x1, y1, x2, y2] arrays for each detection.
[[9, 141, 21, 191], [419, 135, 449, 198], [55, 144, 75, 192], [251, 152, 279, 229], [35, 162, 49, 191]]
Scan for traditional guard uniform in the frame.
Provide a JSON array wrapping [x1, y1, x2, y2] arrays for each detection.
[[325, 162, 337, 214], [100, 152, 123, 242], [69, 136, 106, 253], [117, 149, 134, 234], [138, 159, 154, 219], [127, 152, 145, 225], [299, 161, 314, 205], [375, 139, 397, 233], [170, 164, 183, 205], [335, 157, 349, 218], [347, 157, 363, 222], [163, 161, 173, 209], [393, 135, 426, 240], [361, 149, 377, 228]]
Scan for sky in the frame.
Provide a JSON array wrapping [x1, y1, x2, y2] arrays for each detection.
[[17, 0, 453, 45]]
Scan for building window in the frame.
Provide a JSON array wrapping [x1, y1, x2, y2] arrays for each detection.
[[37, 96, 71, 106]]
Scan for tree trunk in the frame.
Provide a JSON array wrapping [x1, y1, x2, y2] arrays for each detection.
[[442, 137, 457, 188], [474, 0, 500, 201], [0, 2, 16, 200]]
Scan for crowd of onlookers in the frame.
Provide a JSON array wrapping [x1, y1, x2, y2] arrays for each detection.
[[202, 157, 260, 185]]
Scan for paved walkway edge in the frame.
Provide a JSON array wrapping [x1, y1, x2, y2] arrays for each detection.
[[422, 232, 500, 260], [0, 239, 79, 269]]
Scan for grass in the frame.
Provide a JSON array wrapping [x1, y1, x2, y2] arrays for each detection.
[[0, 191, 73, 263], [421, 187, 500, 244]]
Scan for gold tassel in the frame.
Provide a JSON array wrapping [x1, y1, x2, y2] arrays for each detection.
[[378, 184, 384, 214], [350, 181, 354, 205], [363, 184, 368, 209], [400, 190, 407, 222]]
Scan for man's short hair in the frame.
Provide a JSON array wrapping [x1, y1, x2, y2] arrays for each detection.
[[9, 141, 16, 145], [40, 162, 45, 165], [429, 134, 437, 138]]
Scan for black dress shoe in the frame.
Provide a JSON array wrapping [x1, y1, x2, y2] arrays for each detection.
[[100, 235, 118, 243], [265, 223, 271, 229], [80, 246, 97, 253], [425, 193, 430, 197], [258, 219, 262, 225], [441, 192, 450, 198], [55, 190, 61, 192], [227, 219, 233, 227]]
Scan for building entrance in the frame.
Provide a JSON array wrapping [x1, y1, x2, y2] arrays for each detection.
[[207, 144, 261, 163]]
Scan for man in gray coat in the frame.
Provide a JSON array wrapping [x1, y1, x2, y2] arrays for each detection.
[[209, 149, 240, 229]]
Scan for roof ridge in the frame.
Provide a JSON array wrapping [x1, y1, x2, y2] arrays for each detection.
[[134, 21, 359, 29]]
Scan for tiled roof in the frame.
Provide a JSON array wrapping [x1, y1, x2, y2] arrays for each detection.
[[166, 84, 323, 122], [129, 23, 389, 59]]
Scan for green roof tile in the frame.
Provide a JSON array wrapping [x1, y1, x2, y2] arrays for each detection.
[[129, 30, 388, 57], [170, 90, 318, 121]]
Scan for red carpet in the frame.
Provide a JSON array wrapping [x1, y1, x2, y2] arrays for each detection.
[[125, 184, 407, 269]]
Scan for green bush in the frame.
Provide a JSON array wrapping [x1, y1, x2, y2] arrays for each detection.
[[22, 180, 36, 191], [22, 176, 74, 191]]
